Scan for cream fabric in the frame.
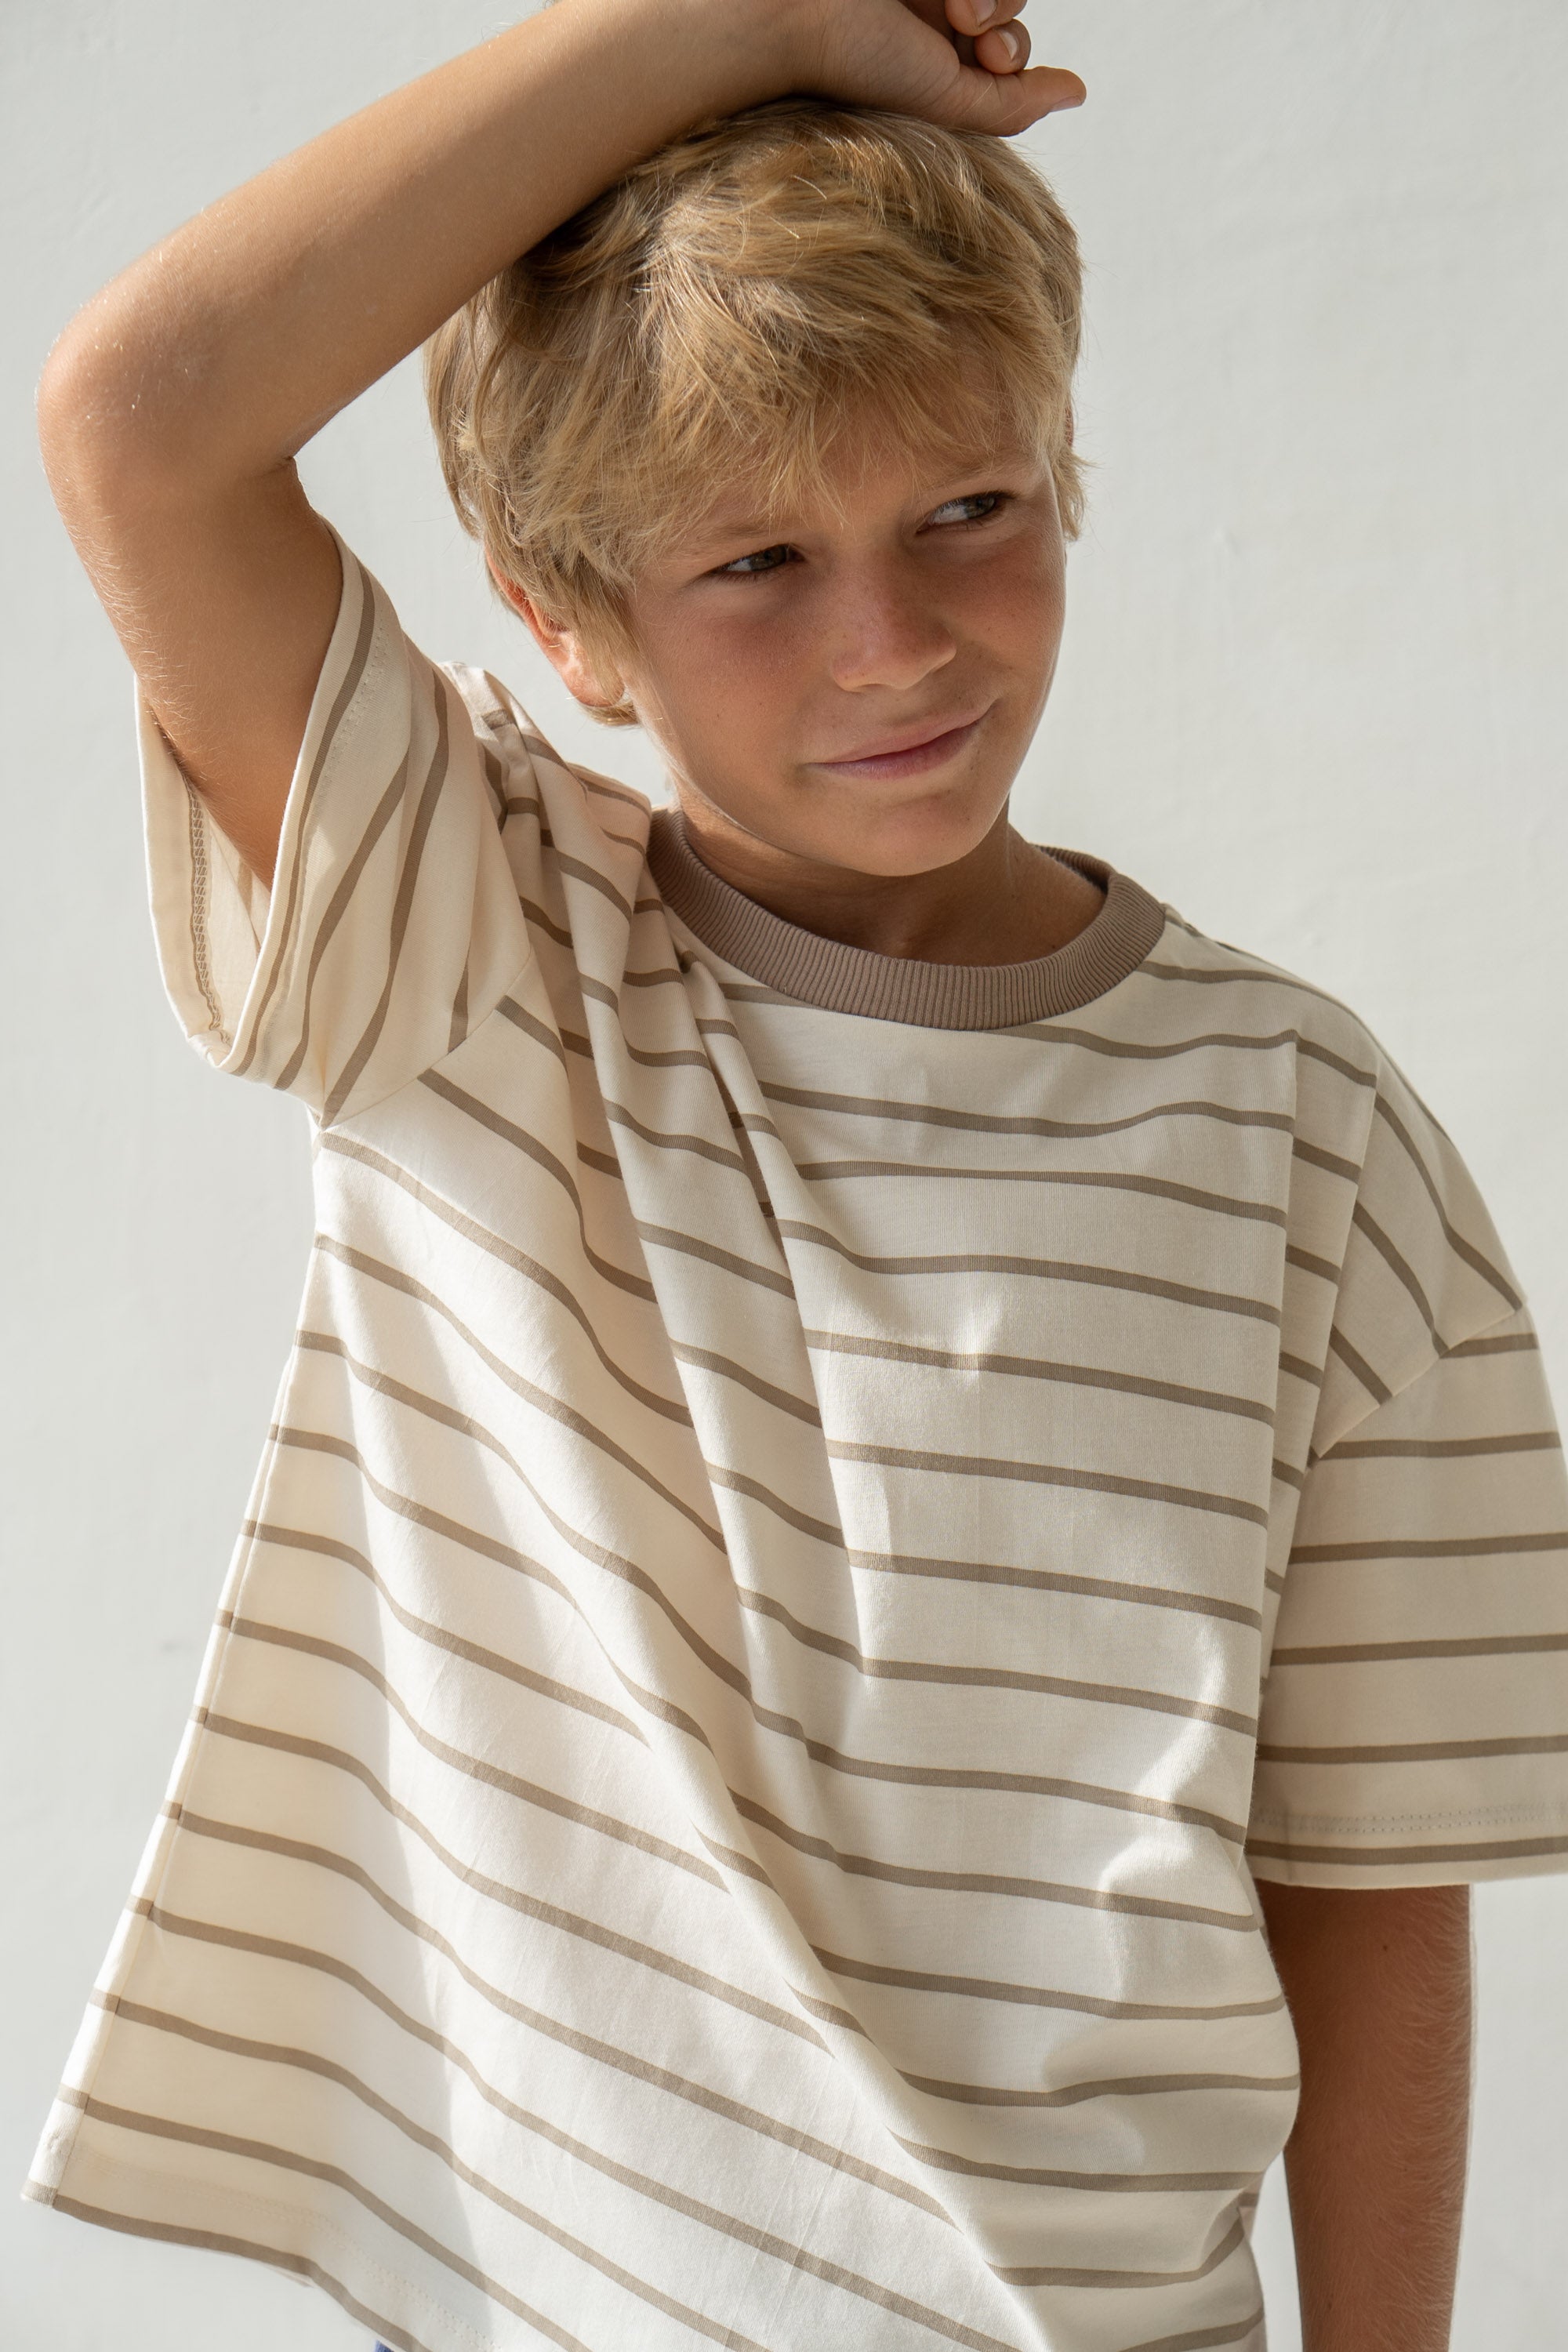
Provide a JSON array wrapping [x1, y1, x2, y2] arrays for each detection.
[[29, 526, 1568, 2352]]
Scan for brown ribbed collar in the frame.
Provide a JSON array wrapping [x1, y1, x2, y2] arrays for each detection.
[[647, 806, 1167, 1031]]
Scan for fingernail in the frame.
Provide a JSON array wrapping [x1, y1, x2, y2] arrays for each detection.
[[995, 24, 1022, 60]]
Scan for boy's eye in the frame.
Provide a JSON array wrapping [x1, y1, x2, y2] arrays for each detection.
[[926, 492, 1009, 528], [717, 543, 795, 580], [712, 492, 1010, 583]]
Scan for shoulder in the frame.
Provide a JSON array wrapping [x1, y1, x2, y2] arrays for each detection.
[[1140, 898, 1413, 1101]]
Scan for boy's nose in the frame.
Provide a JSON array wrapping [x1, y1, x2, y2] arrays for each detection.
[[825, 568, 959, 695]]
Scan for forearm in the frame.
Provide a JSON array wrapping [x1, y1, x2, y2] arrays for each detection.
[[1258, 1880, 1472, 2352], [38, 0, 793, 491]]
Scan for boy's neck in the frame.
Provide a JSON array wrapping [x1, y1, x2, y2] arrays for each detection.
[[672, 797, 1106, 967]]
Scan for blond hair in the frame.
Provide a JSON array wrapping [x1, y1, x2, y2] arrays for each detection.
[[425, 96, 1086, 726]]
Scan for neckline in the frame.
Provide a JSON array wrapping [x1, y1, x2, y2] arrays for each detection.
[[646, 806, 1168, 1031]]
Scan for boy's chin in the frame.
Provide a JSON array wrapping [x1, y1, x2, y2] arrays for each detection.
[[804, 791, 1010, 880]]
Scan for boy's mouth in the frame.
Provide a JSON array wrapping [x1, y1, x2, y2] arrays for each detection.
[[812, 705, 992, 781]]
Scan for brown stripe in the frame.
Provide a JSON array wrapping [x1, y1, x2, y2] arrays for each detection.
[[1350, 1200, 1443, 1339], [478, 739, 507, 817], [1372, 1091, 1523, 1312], [733, 1797, 1250, 1929], [804, 1326, 1276, 1426], [270, 746, 413, 1093], [895, 2132, 1260, 2195], [1002, 1022, 1368, 1080], [778, 1220, 1281, 1327], [735, 1795, 1255, 1929], [813, 1943, 1285, 2023], [1258, 1732, 1568, 1764], [1120, 2309, 1266, 2352], [844, 1545, 1263, 1632], [706, 1461, 843, 1548], [1326, 1430, 1562, 1460], [825, 1437, 1270, 1529], [519, 891, 575, 949], [295, 1323, 723, 1547], [1446, 1329, 1539, 1359], [1247, 1831, 1568, 1868], [495, 992, 568, 1069], [552, 848, 635, 922], [1290, 1530, 1567, 1563], [68, 2090, 770, 2352], [314, 1232, 684, 1426], [319, 1125, 661, 1323], [222, 1610, 720, 1882], [730, 1578, 1261, 1752], [635, 1220, 797, 1297], [1278, 1351, 1326, 1389], [670, 1341, 822, 1426], [1271, 1628, 1568, 1664], [1293, 1136, 1362, 1182], [321, 670, 454, 1122], [760, 1079, 1292, 1149], [990, 2214, 1247, 2288], [604, 1098, 752, 1174], [1326, 1323, 1393, 1405], [244, 1515, 644, 1741], [230, 553, 378, 1079], [1294, 1034, 1380, 1087], [1143, 945, 1349, 1010], [621, 962, 688, 991], [795, 1156, 1289, 1232], [903, 2068, 1298, 2110], [1283, 1243, 1338, 1286]]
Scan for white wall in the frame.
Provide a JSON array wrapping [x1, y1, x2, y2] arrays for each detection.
[[5, 3, 1565, 2344]]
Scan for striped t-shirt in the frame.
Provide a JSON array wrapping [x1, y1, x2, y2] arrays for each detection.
[[29, 524, 1568, 2352]]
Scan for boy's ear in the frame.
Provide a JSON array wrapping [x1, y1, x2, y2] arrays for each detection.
[[485, 552, 623, 713]]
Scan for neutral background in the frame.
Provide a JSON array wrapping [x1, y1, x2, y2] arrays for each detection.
[[5, 3, 1566, 2345]]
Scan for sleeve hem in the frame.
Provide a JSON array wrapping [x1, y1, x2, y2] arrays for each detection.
[[1247, 1810, 1568, 1886]]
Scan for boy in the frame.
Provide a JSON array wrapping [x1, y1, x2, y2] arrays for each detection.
[[24, 1, 1568, 2348]]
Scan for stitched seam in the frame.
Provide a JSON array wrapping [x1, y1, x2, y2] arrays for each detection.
[[184, 778, 230, 1047]]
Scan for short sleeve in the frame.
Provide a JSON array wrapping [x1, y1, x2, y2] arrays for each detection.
[[140, 521, 533, 1122], [1249, 1303, 1568, 1886]]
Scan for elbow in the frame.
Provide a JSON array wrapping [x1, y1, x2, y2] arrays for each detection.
[[36, 290, 221, 526], [38, 319, 165, 521]]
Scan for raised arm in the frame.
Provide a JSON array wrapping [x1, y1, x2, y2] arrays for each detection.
[[34, 0, 1082, 887]]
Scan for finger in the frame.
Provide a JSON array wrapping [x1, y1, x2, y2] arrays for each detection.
[[943, 0, 1021, 37], [974, 16, 1029, 74], [943, 60, 1085, 134]]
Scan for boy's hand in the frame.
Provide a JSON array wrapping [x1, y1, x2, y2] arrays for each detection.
[[784, 0, 1084, 136]]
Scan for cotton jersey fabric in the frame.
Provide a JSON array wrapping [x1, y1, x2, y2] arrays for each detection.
[[28, 524, 1568, 2352]]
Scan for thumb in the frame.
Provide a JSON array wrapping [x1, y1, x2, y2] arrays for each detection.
[[933, 61, 1086, 136]]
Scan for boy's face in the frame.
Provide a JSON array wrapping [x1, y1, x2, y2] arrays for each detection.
[[512, 415, 1067, 884]]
